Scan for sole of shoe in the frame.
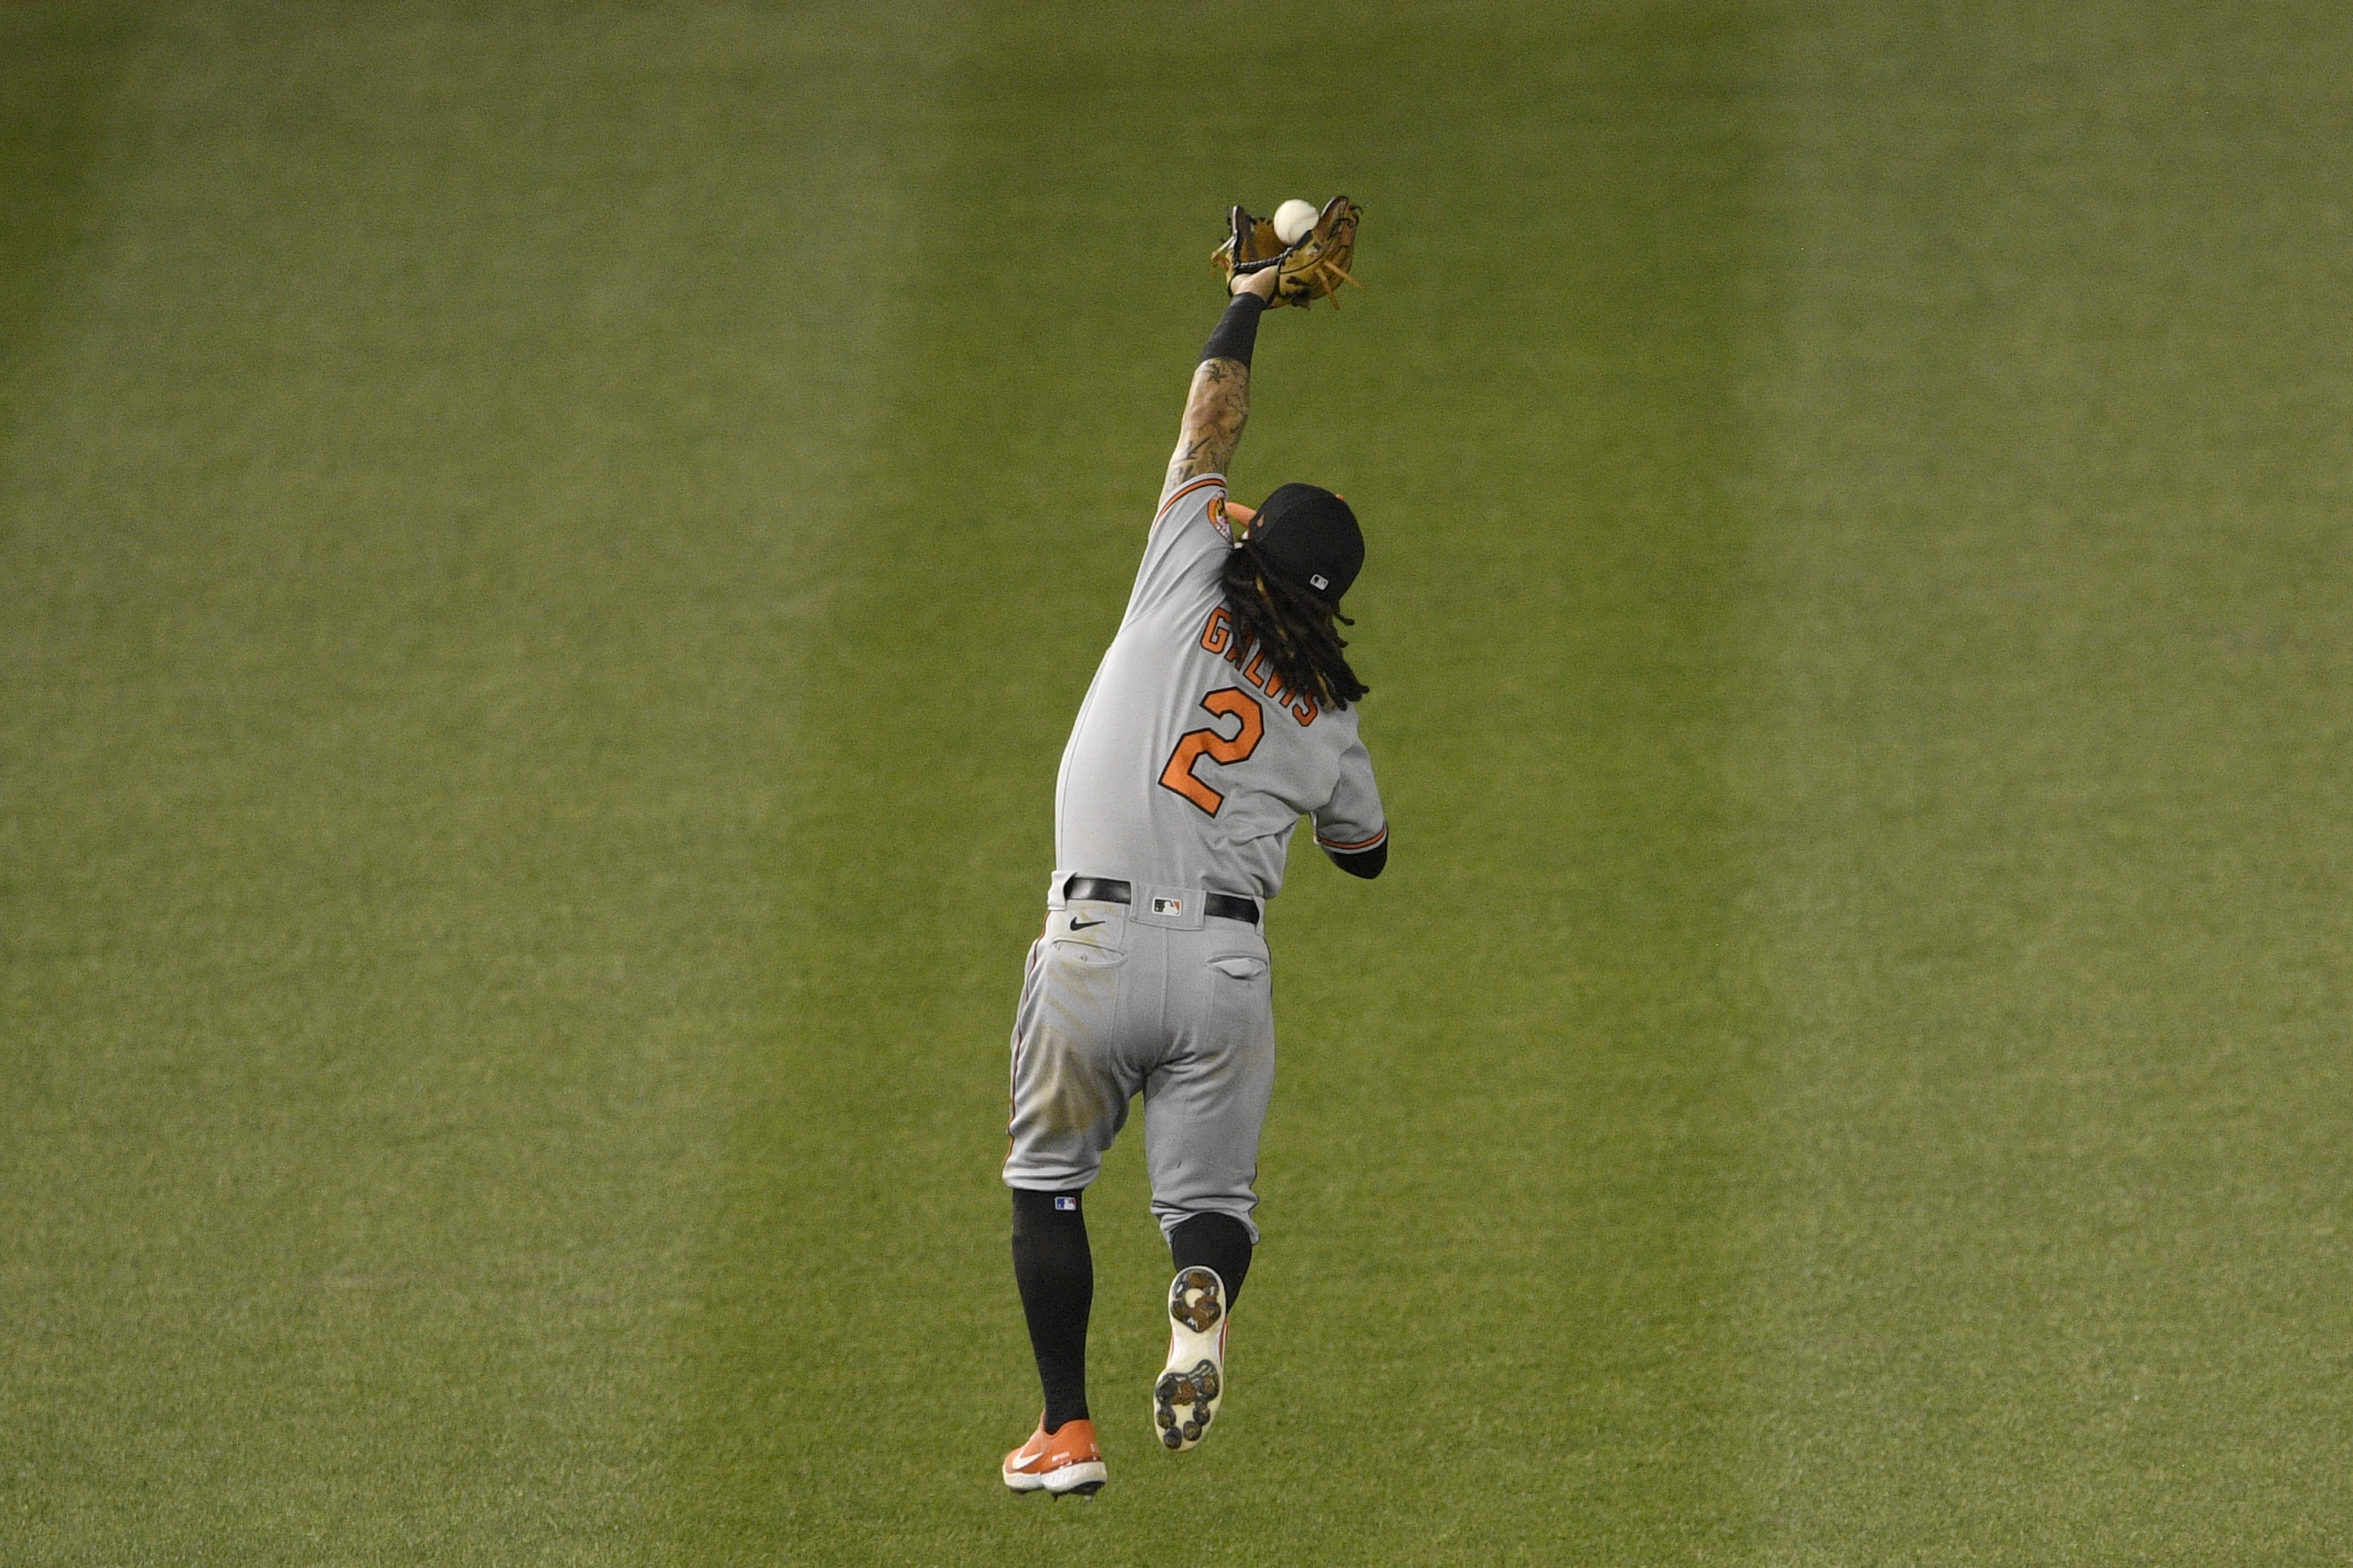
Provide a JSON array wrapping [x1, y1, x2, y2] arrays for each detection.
[[1003, 1461, 1108, 1497], [1154, 1265, 1226, 1452]]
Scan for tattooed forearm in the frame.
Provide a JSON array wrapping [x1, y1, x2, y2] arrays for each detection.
[[1166, 356, 1251, 491]]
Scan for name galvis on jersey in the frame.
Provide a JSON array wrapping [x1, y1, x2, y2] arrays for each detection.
[[1050, 475, 1385, 903]]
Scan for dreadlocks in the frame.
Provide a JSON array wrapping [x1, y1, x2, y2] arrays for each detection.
[[1218, 539, 1368, 711]]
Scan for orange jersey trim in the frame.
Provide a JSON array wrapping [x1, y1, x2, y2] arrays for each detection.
[[1153, 475, 1227, 529], [1316, 824, 1388, 853]]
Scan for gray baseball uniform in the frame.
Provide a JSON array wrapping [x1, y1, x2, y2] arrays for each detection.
[[1001, 472, 1387, 1240]]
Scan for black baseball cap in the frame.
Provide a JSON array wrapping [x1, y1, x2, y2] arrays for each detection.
[[1249, 483, 1364, 603]]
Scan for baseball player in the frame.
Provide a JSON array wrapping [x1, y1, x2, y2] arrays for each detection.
[[999, 259, 1388, 1497]]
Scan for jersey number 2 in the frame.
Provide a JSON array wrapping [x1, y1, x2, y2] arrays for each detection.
[[1158, 686, 1265, 816]]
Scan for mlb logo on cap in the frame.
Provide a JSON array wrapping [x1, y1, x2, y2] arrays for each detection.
[[1250, 483, 1362, 602]]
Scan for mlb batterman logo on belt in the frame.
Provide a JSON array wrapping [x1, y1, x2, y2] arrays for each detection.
[[997, 201, 1390, 1497]]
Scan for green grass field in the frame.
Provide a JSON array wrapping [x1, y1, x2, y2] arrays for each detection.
[[5, 2, 2351, 1562]]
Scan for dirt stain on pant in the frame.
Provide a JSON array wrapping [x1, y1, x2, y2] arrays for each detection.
[[1029, 1028, 1120, 1136]]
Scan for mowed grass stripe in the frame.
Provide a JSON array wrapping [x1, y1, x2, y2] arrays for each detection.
[[21, 3, 2344, 1563], [0, 3, 149, 442], [669, 4, 1766, 1562], [1, 4, 938, 1558], [1729, 3, 2353, 1557]]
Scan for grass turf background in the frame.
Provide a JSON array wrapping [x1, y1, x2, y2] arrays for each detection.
[[2, 2, 2349, 1563]]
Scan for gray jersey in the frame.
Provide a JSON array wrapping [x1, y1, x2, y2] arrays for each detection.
[[1053, 474, 1386, 901]]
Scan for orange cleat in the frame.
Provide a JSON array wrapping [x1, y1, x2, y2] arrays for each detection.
[[1001, 1417, 1107, 1497]]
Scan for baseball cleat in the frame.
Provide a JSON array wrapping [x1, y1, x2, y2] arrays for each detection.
[[1154, 1265, 1227, 1452], [1002, 1417, 1107, 1497]]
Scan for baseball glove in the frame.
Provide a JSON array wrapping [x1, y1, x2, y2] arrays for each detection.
[[1212, 196, 1364, 308]]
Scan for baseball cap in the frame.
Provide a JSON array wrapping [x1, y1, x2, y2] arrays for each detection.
[[1248, 483, 1364, 603]]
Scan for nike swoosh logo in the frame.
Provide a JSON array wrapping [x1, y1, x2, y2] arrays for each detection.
[[1069, 917, 1105, 931]]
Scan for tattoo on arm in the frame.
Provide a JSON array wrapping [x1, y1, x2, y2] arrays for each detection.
[[1166, 357, 1251, 493]]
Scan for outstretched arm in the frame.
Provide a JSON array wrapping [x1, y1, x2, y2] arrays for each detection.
[[1167, 266, 1280, 495]]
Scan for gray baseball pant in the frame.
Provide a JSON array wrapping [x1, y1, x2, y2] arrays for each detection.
[[1001, 887, 1275, 1242]]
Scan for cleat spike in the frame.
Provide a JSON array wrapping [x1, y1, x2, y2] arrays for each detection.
[[1153, 1267, 1231, 1453]]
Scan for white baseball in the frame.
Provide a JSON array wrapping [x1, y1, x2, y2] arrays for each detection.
[[1272, 198, 1320, 245]]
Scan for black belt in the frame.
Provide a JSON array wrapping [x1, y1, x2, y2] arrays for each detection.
[[1063, 875, 1258, 926]]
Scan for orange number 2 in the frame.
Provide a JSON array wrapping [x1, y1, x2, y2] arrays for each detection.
[[1157, 687, 1266, 816]]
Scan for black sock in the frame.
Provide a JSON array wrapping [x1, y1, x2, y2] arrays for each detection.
[[1169, 1212, 1254, 1310], [1011, 1188, 1092, 1432]]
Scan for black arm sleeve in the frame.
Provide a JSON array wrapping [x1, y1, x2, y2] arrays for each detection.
[[1200, 293, 1268, 368], [1324, 839, 1387, 879]]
